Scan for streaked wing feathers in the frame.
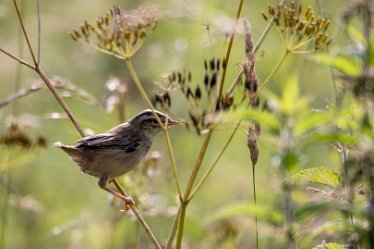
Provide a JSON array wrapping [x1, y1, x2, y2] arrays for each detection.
[[76, 133, 137, 149]]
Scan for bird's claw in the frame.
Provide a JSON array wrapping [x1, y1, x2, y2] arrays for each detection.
[[121, 196, 134, 212]]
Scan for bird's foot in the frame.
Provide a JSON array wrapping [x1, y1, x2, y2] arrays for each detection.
[[121, 196, 134, 211]]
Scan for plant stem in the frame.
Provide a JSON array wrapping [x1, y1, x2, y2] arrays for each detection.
[[165, 206, 181, 249], [189, 122, 241, 201], [35, 67, 85, 137], [184, 131, 213, 200], [217, 0, 244, 105], [124, 59, 183, 198], [175, 203, 188, 249], [174, 131, 214, 249], [226, 0, 286, 94], [111, 180, 162, 249], [252, 162, 259, 249], [0, 48, 35, 70], [255, 50, 289, 97], [13, 0, 37, 66], [283, 181, 295, 249]]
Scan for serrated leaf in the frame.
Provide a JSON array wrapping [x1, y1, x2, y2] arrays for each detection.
[[287, 167, 341, 188], [205, 202, 283, 226]]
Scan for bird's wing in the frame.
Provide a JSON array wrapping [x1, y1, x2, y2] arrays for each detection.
[[76, 132, 138, 149]]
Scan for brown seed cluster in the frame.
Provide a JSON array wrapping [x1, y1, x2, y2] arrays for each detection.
[[243, 18, 261, 167], [0, 124, 46, 149], [263, 1, 331, 50], [70, 5, 157, 59]]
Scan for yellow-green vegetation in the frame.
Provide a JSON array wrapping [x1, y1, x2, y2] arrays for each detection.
[[0, 0, 373, 249]]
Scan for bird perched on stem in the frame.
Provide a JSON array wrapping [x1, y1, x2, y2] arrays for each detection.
[[55, 109, 181, 206]]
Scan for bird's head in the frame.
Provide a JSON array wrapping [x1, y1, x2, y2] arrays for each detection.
[[129, 109, 181, 131]]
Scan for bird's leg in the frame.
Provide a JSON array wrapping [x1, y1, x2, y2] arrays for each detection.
[[109, 179, 133, 211], [98, 177, 134, 209]]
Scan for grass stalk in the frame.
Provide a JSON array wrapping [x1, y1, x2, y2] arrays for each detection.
[[217, 0, 244, 104]]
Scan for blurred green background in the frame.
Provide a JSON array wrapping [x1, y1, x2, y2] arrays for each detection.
[[0, 0, 352, 248]]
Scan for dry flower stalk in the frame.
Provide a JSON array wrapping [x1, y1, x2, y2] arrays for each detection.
[[70, 5, 157, 59]]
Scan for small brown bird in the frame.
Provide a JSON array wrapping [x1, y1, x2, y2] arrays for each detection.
[[55, 109, 181, 205]]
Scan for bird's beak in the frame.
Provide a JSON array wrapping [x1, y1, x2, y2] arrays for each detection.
[[167, 118, 182, 127]]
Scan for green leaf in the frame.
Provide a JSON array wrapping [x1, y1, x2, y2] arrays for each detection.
[[310, 53, 362, 77], [295, 202, 329, 221], [205, 202, 283, 226], [301, 131, 358, 146], [313, 242, 346, 249], [295, 110, 334, 136], [287, 167, 341, 188], [232, 109, 281, 133]]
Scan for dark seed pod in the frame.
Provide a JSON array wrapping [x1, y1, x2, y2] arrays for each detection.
[[209, 59, 215, 70], [204, 73, 209, 88], [210, 72, 217, 88], [195, 86, 202, 100], [164, 92, 171, 108], [177, 72, 182, 84], [188, 111, 199, 130], [186, 87, 193, 99], [261, 12, 268, 21]]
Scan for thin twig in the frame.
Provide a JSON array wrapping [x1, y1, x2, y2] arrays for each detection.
[[36, 0, 41, 65], [111, 180, 162, 249], [0, 48, 35, 70], [13, 0, 37, 66], [36, 68, 85, 137]]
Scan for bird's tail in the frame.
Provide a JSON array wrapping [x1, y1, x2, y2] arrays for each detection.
[[54, 142, 80, 157]]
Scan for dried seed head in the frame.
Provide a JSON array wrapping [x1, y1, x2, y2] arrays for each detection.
[[0, 123, 46, 149], [70, 5, 157, 59], [264, 2, 331, 52], [247, 122, 261, 166]]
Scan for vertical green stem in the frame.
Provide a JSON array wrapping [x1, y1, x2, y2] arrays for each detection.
[[283, 180, 295, 249], [124, 59, 183, 198], [165, 207, 181, 249], [175, 203, 188, 249], [175, 130, 214, 249], [252, 164, 259, 249]]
